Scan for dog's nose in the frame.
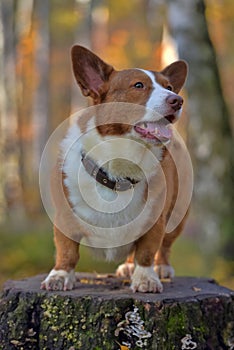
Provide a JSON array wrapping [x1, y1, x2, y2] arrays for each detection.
[[166, 94, 183, 111]]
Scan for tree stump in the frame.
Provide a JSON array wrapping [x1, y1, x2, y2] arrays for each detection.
[[0, 273, 233, 350]]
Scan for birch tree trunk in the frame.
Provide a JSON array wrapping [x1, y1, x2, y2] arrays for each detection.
[[32, 0, 50, 172], [0, 0, 25, 222], [71, 0, 92, 113], [167, 0, 234, 256]]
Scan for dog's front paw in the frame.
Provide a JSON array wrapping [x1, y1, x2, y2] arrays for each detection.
[[116, 262, 135, 278], [41, 269, 76, 291], [155, 264, 175, 279], [131, 265, 163, 293]]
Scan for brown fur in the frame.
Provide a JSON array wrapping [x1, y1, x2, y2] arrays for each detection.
[[44, 45, 189, 292], [129, 145, 188, 269]]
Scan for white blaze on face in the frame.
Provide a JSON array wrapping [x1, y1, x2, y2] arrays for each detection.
[[139, 69, 178, 118]]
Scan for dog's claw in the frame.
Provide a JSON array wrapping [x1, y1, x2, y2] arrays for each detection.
[[131, 265, 163, 293], [155, 264, 175, 279], [41, 269, 76, 291]]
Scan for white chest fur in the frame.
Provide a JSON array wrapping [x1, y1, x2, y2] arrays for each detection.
[[60, 120, 165, 261]]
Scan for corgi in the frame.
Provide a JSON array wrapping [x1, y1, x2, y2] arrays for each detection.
[[41, 45, 189, 293]]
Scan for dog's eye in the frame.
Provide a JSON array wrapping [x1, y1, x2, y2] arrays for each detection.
[[134, 82, 144, 89], [166, 85, 173, 91]]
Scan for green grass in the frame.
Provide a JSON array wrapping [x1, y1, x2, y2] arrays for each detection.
[[0, 218, 233, 290]]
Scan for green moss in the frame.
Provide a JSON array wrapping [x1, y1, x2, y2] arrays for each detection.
[[223, 321, 234, 348], [152, 301, 209, 350], [167, 306, 187, 335], [40, 295, 120, 349]]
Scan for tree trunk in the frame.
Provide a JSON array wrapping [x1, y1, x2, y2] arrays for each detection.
[[0, 274, 233, 349], [71, 0, 92, 113], [0, 0, 7, 222], [0, 0, 25, 223], [32, 0, 50, 172], [15, 0, 36, 217], [167, 0, 234, 256]]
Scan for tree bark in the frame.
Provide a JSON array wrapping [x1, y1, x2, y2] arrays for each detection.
[[0, 0, 26, 222], [0, 0, 7, 222], [71, 0, 92, 113], [0, 274, 233, 349], [32, 0, 50, 172]]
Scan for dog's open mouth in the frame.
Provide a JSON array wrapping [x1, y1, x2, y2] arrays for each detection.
[[134, 117, 173, 144]]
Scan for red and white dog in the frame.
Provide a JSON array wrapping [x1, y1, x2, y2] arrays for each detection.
[[41, 45, 189, 293]]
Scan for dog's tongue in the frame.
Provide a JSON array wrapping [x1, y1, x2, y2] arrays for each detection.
[[135, 119, 172, 141], [146, 122, 172, 139]]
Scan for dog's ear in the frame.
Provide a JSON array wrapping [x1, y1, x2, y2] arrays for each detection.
[[71, 45, 114, 100], [161, 60, 188, 93]]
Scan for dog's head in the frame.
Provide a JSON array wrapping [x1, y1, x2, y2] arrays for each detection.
[[71, 45, 188, 146]]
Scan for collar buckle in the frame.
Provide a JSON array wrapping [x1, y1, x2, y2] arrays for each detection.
[[114, 180, 135, 192], [81, 151, 139, 192]]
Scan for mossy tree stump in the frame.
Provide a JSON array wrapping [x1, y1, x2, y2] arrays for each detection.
[[0, 273, 233, 349]]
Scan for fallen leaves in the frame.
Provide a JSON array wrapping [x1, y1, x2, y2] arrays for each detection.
[[116, 340, 130, 349]]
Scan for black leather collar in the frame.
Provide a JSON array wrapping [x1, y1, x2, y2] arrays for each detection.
[[81, 151, 139, 192]]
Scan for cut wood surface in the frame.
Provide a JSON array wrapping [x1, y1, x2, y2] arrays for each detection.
[[0, 274, 233, 349]]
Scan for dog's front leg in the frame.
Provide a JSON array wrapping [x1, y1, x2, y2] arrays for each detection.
[[41, 226, 80, 291], [131, 223, 164, 293]]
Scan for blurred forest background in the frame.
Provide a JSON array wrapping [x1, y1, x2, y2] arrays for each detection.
[[0, 0, 233, 288]]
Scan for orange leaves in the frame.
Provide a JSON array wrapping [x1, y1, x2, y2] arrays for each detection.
[[115, 341, 130, 350], [119, 346, 130, 350]]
